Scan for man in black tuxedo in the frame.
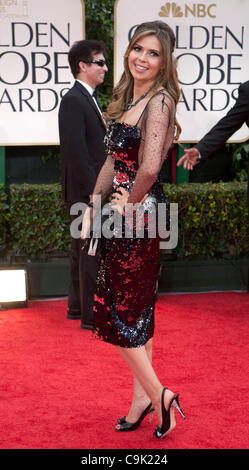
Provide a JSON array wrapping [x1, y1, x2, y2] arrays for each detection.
[[177, 81, 249, 205], [59, 40, 108, 328]]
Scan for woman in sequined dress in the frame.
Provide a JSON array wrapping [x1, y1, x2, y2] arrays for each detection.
[[81, 21, 186, 439]]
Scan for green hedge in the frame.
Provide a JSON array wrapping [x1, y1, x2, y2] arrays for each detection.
[[165, 182, 249, 258], [0, 182, 248, 260], [0, 184, 8, 253], [8, 184, 71, 259]]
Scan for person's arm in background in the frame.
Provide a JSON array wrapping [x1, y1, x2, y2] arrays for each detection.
[[177, 81, 249, 171]]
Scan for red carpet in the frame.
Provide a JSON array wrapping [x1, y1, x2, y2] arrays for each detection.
[[0, 292, 249, 450]]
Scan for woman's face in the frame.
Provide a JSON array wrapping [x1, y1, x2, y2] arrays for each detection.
[[128, 34, 163, 86]]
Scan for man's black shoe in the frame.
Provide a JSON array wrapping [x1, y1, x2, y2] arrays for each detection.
[[80, 322, 93, 330], [67, 309, 81, 320]]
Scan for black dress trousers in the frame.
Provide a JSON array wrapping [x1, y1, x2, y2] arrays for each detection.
[[66, 202, 99, 328]]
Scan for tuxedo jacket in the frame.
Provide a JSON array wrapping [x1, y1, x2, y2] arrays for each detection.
[[196, 81, 249, 159], [59, 81, 106, 203]]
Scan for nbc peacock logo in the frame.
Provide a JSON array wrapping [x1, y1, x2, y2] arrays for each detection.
[[159, 2, 217, 18], [159, 2, 183, 17]]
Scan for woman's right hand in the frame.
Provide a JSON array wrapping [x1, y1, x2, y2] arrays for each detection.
[[80, 206, 93, 240]]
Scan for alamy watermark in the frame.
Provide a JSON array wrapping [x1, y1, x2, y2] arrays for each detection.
[[70, 195, 178, 250]]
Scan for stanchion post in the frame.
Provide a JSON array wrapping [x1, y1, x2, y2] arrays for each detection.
[[175, 143, 190, 184]]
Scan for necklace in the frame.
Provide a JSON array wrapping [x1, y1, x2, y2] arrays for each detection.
[[125, 89, 151, 111]]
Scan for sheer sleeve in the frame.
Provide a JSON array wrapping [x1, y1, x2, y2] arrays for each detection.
[[127, 92, 175, 205], [91, 151, 115, 204]]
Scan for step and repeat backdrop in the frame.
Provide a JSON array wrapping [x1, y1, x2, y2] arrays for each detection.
[[0, 0, 84, 144], [114, 0, 249, 142], [0, 0, 248, 144]]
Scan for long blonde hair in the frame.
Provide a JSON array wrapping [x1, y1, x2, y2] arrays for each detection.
[[104, 21, 181, 139]]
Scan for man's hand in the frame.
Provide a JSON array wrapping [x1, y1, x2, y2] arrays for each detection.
[[177, 147, 200, 170]]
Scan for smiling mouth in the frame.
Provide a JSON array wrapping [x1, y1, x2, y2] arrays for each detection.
[[135, 64, 149, 72]]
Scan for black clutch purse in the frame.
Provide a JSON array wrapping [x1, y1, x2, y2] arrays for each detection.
[[81, 211, 110, 256]]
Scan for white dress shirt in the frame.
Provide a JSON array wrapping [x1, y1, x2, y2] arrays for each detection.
[[76, 79, 102, 116]]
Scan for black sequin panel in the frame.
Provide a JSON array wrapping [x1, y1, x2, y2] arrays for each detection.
[[104, 121, 141, 152]]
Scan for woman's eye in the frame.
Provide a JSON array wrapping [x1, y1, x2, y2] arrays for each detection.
[[133, 46, 159, 57]]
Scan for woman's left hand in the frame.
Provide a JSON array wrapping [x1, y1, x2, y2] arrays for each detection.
[[111, 187, 149, 215], [111, 187, 129, 215]]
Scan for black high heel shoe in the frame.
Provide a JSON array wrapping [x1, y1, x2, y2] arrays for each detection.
[[153, 388, 186, 439], [116, 402, 154, 432]]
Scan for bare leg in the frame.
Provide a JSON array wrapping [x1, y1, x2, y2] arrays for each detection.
[[116, 341, 174, 428], [120, 339, 153, 424]]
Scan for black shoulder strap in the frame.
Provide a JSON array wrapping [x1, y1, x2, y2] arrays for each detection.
[[135, 89, 172, 126]]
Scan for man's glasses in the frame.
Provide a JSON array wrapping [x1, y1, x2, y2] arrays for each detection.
[[87, 59, 107, 67]]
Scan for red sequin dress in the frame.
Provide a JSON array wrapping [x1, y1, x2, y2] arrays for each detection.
[[92, 90, 175, 348]]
